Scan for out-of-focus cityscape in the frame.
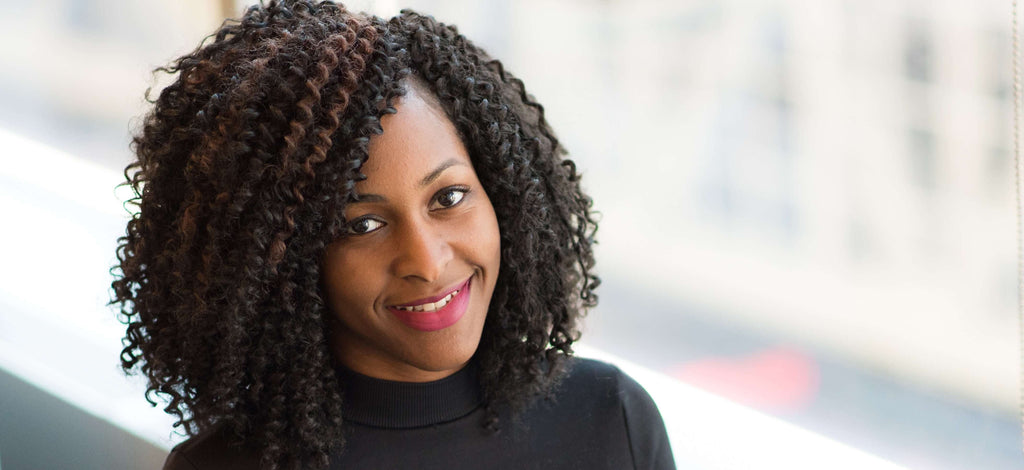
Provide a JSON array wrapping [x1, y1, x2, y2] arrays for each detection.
[[0, 0, 1019, 469]]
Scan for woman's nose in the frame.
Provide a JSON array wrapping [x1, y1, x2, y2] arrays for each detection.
[[391, 219, 452, 283]]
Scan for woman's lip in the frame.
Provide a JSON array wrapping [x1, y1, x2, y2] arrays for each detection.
[[388, 277, 472, 308], [387, 276, 472, 332]]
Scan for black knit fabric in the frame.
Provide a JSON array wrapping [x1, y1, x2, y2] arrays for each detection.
[[335, 360, 483, 428], [163, 357, 676, 470]]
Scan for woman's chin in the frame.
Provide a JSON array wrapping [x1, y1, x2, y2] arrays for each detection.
[[403, 336, 481, 377]]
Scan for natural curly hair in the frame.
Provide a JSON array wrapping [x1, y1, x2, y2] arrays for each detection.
[[111, 1, 599, 468]]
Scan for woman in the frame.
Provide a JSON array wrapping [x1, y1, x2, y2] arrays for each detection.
[[111, 1, 675, 468]]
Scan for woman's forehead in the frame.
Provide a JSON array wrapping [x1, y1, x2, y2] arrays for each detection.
[[357, 83, 471, 189]]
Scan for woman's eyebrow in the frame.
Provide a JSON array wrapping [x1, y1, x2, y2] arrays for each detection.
[[351, 193, 387, 204], [350, 158, 468, 203], [419, 158, 466, 187]]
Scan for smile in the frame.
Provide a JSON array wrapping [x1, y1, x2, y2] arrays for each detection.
[[392, 289, 460, 312], [386, 276, 473, 332]]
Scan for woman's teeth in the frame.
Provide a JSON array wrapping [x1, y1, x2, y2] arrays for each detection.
[[395, 290, 459, 312]]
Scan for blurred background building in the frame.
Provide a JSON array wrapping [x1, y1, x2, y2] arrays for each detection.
[[0, 0, 1019, 469]]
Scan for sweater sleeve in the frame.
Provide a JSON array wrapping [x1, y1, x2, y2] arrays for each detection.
[[157, 424, 260, 470], [162, 448, 200, 470], [618, 369, 677, 470]]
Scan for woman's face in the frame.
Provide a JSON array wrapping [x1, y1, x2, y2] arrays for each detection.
[[321, 83, 501, 382]]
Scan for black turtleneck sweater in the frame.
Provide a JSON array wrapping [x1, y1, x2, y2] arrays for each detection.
[[163, 357, 676, 469]]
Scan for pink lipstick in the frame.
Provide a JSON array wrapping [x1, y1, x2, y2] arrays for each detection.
[[387, 277, 472, 332]]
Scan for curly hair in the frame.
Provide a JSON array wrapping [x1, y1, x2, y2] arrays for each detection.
[[111, 1, 599, 468]]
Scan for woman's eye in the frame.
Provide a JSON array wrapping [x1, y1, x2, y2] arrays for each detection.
[[432, 187, 469, 209], [346, 217, 384, 235]]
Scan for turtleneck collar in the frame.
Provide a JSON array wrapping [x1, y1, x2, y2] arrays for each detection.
[[335, 360, 483, 429]]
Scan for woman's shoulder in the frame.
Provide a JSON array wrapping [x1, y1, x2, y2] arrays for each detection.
[[161, 422, 260, 470], [550, 356, 676, 469], [541, 355, 667, 432], [557, 358, 675, 468], [558, 356, 657, 407]]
